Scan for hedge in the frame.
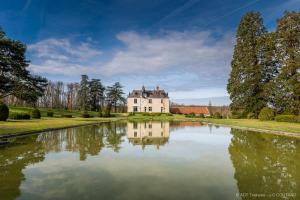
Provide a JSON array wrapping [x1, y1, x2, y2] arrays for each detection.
[[258, 107, 274, 121], [32, 108, 41, 119], [46, 111, 54, 117], [82, 112, 90, 118], [0, 102, 9, 121], [275, 115, 299, 123], [61, 114, 72, 118], [10, 113, 31, 120]]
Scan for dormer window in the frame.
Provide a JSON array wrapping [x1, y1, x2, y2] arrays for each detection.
[[134, 99, 137, 103]]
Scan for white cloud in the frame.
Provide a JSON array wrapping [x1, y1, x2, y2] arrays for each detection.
[[28, 38, 102, 75], [102, 31, 234, 77], [28, 31, 234, 102]]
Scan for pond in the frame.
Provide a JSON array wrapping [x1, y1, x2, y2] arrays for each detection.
[[0, 121, 299, 200]]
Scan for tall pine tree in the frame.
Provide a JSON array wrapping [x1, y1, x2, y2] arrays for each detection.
[[0, 28, 47, 101], [89, 79, 105, 112], [227, 12, 267, 118], [273, 12, 300, 115], [77, 75, 90, 111]]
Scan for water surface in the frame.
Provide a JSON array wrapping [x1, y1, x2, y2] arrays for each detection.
[[0, 121, 299, 200]]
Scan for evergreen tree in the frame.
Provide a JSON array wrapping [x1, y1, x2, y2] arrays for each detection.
[[77, 75, 90, 111], [227, 12, 267, 118], [260, 32, 279, 109], [89, 79, 105, 112], [273, 12, 300, 115], [0, 28, 47, 101], [106, 82, 125, 112]]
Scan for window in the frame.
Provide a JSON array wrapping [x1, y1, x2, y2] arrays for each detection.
[[144, 107, 147, 112], [161, 107, 164, 112], [133, 122, 138, 129], [149, 124, 152, 129], [134, 131, 137, 137], [148, 107, 152, 112], [161, 132, 163, 136], [149, 131, 152, 136], [149, 99, 152, 103], [144, 122, 147, 128], [161, 99, 163, 103], [133, 106, 138, 112], [134, 98, 137, 103]]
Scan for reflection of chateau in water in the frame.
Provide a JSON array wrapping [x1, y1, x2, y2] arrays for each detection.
[[127, 122, 170, 149]]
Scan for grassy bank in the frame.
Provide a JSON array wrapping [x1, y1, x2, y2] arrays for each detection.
[[1, 107, 300, 136], [127, 113, 300, 134], [197, 118, 300, 134], [0, 117, 123, 135]]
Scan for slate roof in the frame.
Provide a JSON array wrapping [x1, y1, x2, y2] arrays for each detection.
[[128, 86, 169, 98]]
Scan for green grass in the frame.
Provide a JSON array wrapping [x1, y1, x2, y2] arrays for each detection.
[[197, 118, 300, 134], [0, 117, 122, 135], [8, 106, 126, 117], [1, 107, 300, 135]]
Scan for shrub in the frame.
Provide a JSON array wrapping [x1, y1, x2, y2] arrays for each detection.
[[247, 112, 256, 119], [213, 112, 222, 119], [275, 115, 299, 123], [199, 113, 205, 118], [61, 114, 72, 118], [0, 102, 9, 121], [98, 112, 103, 117], [128, 112, 135, 116], [31, 108, 41, 119], [47, 111, 54, 117], [258, 107, 274, 121], [167, 113, 173, 116], [185, 113, 195, 118], [10, 113, 31, 120], [82, 112, 90, 118]]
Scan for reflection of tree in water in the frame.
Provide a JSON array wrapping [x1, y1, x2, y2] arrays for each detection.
[[0, 122, 128, 199], [229, 129, 300, 199], [74, 125, 106, 160], [36, 122, 127, 160], [0, 136, 45, 200], [104, 122, 126, 152], [129, 137, 169, 150]]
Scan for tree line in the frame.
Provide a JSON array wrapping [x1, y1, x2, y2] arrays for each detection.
[[0, 27, 126, 114], [227, 11, 300, 118]]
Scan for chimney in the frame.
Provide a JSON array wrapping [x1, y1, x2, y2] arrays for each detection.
[[156, 85, 160, 91]]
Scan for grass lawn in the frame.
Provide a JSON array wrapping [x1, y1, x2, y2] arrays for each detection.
[[197, 118, 300, 134], [0, 117, 123, 135], [8, 106, 113, 117]]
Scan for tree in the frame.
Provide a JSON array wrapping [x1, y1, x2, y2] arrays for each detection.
[[89, 79, 105, 112], [77, 75, 90, 111], [106, 82, 125, 112], [0, 28, 47, 102], [273, 12, 300, 115], [227, 12, 267, 118]]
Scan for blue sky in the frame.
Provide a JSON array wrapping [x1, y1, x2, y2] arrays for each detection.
[[1, 0, 299, 105]]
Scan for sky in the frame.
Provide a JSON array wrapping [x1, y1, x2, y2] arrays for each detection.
[[0, 0, 299, 105]]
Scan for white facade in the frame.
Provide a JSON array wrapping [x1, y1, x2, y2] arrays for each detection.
[[127, 97, 170, 113]]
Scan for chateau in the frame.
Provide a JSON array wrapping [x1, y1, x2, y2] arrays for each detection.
[[127, 86, 170, 113]]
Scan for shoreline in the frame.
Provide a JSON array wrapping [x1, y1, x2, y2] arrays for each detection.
[[1, 116, 299, 139]]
